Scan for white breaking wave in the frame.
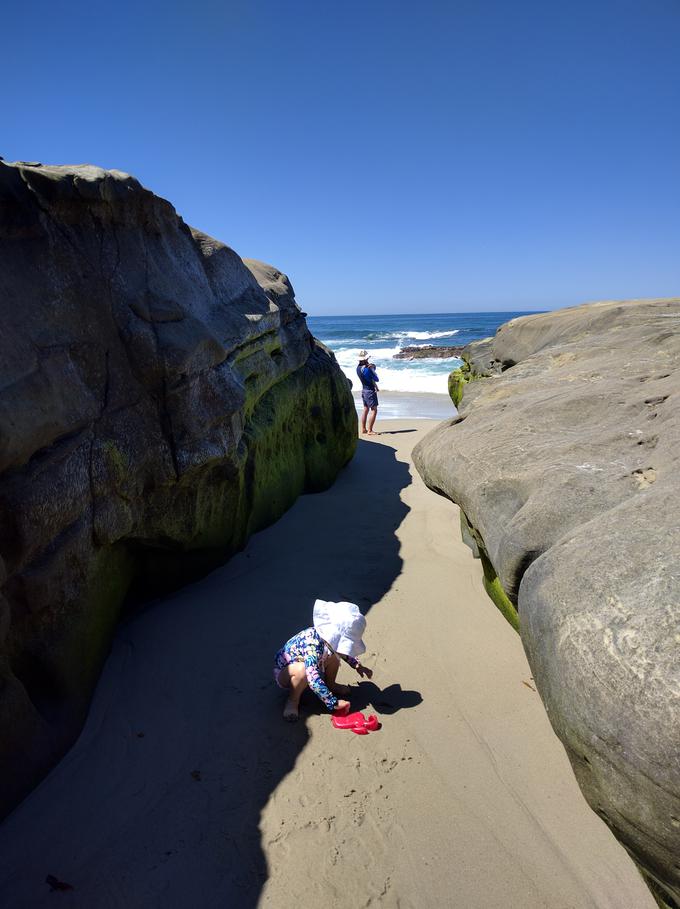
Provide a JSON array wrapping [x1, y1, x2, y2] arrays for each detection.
[[405, 329, 460, 340], [340, 364, 454, 394], [334, 342, 462, 394], [365, 329, 460, 342], [335, 346, 401, 365]]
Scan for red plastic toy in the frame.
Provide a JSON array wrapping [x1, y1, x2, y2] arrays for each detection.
[[331, 710, 381, 734]]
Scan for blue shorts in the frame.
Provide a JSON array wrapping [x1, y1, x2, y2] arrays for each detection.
[[361, 388, 378, 409]]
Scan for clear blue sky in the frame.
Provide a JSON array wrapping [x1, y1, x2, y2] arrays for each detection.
[[3, 0, 679, 314]]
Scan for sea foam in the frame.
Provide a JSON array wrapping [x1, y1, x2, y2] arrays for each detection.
[[364, 329, 460, 341]]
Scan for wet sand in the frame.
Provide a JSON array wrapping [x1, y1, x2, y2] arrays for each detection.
[[352, 390, 456, 420], [0, 421, 654, 908]]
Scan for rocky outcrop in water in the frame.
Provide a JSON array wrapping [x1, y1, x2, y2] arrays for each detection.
[[393, 345, 464, 359], [0, 161, 356, 817], [413, 299, 680, 908]]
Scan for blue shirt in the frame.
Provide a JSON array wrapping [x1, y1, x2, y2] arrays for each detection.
[[356, 365, 379, 389]]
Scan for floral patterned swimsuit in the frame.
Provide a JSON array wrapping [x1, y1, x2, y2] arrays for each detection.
[[273, 627, 359, 711]]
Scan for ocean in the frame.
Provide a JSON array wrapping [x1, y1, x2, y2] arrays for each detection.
[[308, 312, 537, 419]]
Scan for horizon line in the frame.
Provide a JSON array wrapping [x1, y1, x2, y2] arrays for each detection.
[[306, 309, 546, 318]]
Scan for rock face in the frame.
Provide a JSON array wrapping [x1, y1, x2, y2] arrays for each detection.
[[413, 299, 680, 908], [393, 345, 464, 359], [0, 161, 356, 817]]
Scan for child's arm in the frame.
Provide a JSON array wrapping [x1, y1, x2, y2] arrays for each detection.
[[304, 654, 339, 710], [342, 654, 374, 680]]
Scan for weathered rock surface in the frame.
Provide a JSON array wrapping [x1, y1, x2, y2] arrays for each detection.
[[393, 344, 464, 359], [0, 161, 356, 817], [413, 299, 680, 908]]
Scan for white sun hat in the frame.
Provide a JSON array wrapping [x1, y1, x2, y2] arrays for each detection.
[[313, 599, 367, 658]]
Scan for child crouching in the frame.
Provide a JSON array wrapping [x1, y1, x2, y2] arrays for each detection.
[[273, 599, 373, 722]]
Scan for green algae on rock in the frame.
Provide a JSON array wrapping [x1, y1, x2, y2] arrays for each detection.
[[447, 338, 500, 409], [458, 511, 519, 631], [0, 160, 357, 818], [447, 365, 469, 408]]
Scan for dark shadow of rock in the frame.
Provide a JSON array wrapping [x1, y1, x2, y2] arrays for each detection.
[[0, 438, 410, 908]]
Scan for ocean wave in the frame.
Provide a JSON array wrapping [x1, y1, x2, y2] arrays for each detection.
[[364, 329, 460, 342], [335, 346, 401, 364], [408, 329, 460, 340], [319, 337, 363, 346], [341, 364, 452, 394]]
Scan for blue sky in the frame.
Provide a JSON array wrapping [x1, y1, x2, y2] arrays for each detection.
[[3, 0, 679, 314]]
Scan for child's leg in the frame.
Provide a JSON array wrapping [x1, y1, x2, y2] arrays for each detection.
[[324, 654, 351, 696], [277, 662, 308, 721]]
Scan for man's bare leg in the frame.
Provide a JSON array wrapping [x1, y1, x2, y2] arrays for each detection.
[[361, 404, 369, 434], [277, 662, 309, 721], [367, 406, 378, 435]]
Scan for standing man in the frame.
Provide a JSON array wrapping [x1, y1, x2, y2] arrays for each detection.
[[356, 350, 379, 435]]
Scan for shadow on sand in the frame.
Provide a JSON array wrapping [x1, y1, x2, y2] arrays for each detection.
[[0, 439, 413, 908], [304, 681, 423, 717]]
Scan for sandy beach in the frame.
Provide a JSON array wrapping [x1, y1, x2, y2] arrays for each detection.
[[0, 420, 654, 909]]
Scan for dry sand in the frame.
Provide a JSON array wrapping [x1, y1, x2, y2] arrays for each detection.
[[0, 420, 654, 909]]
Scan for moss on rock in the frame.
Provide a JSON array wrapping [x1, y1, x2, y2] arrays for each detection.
[[448, 365, 469, 407], [447, 358, 486, 408], [124, 346, 356, 600], [459, 509, 519, 631], [480, 555, 520, 632]]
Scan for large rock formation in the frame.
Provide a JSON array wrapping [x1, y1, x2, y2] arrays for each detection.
[[413, 299, 680, 908], [0, 161, 356, 817]]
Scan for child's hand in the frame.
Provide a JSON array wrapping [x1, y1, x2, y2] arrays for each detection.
[[335, 699, 351, 714], [356, 663, 373, 680]]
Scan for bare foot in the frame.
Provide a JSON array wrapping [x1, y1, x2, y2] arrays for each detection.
[[361, 430, 368, 434], [330, 683, 351, 696], [283, 698, 299, 722], [367, 431, 378, 435]]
